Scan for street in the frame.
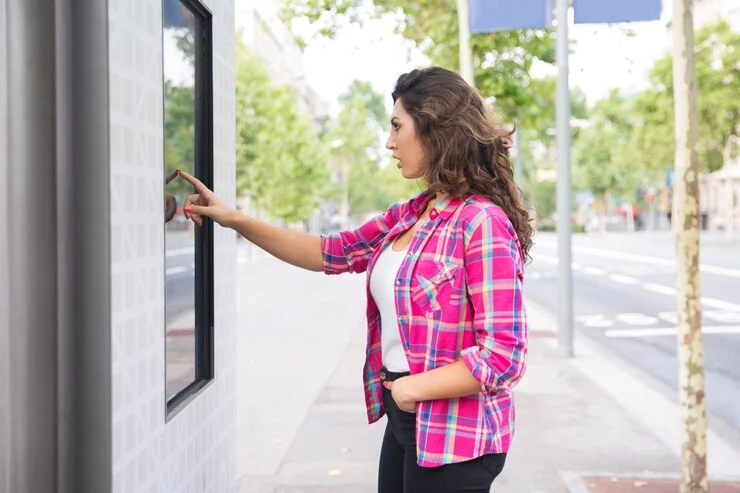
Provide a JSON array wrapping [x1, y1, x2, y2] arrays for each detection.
[[235, 250, 740, 492], [165, 229, 196, 326], [526, 231, 740, 432]]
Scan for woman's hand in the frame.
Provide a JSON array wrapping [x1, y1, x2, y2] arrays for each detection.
[[178, 169, 235, 228], [383, 377, 417, 413]]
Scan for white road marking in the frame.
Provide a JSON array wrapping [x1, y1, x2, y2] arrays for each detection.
[[583, 267, 606, 276], [658, 311, 678, 324], [643, 283, 677, 295], [576, 315, 614, 327], [701, 298, 740, 311], [577, 310, 740, 327], [609, 274, 639, 285], [704, 310, 740, 323], [605, 325, 740, 338], [166, 247, 194, 257], [615, 313, 659, 325], [558, 244, 740, 278]]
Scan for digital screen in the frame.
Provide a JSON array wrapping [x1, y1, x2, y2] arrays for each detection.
[[162, 0, 213, 408]]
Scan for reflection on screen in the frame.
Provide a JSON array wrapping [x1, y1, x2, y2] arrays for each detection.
[[164, 2, 196, 401]]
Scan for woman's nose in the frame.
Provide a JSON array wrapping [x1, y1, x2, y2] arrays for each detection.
[[385, 135, 395, 150]]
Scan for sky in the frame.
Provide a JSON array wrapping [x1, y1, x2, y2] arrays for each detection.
[[294, 9, 673, 114]]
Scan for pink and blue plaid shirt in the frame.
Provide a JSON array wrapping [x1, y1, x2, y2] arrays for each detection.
[[321, 190, 527, 467]]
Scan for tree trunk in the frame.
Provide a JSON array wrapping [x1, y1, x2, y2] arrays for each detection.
[[671, 1, 708, 492]]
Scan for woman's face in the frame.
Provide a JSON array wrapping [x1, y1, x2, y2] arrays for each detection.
[[386, 99, 426, 180]]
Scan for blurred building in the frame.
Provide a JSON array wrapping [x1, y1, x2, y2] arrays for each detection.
[[234, 1, 328, 122], [694, 0, 740, 236], [699, 140, 740, 236], [664, 0, 740, 237], [233, 1, 330, 232]]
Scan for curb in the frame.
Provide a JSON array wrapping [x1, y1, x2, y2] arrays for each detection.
[[524, 297, 740, 479]]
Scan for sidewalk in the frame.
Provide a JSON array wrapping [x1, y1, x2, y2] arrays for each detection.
[[235, 257, 740, 492]]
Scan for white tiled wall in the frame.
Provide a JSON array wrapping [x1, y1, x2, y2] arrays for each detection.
[[108, 0, 237, 491]]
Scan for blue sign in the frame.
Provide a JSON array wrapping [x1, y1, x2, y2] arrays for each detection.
[[573, 0, 662, 25], [164, 0, 190, 29], [469, 0, 554, 34]]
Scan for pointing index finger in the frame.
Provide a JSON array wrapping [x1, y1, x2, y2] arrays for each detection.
[[177, 169, 208, 194]]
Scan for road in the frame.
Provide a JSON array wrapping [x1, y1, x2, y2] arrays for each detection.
[[526, 231, 740, 432], [165, 228, 196, 326]]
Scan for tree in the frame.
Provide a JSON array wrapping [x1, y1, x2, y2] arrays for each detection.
[[164, 82, 197, 200], [234, 41, 330, 223], [572, 90, 642, 201], [672, 2, 706, 491], [633, 20, 740, 174], [328, 80, 420, 217], [520, 80, 588, 217], [566, 20, 740, 212], [163, 23, 198, 201], [280, 0, 556, 127]]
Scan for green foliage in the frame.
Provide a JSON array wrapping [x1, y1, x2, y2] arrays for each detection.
[[164, 82, 197, 200], [573, 90, 641, 199], [632, 21, 740, 173], [280, 0, 556, 128], [235, 41, 330, 223], [328, 79, 421, 216], [528, 179, 556, 221], [573, 21, 740, 200]]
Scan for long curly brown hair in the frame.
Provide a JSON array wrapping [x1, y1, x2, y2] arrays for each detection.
[[392, 67, 533, 261]]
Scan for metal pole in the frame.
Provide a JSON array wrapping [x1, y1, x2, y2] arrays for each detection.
[[456, 0, 474, 85], [7, 0, 59, 489], [726, 177, 734, 240], [0, 1, 9, 490], [57, 0, 112, 491], [556, 0, 573, 357]]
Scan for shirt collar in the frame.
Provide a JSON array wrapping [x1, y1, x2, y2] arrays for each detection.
[[409, 190, 466, 221]]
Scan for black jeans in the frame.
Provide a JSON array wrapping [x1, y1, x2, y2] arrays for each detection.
[[378, 368, 507, 493]]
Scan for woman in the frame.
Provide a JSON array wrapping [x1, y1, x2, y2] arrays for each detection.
[[179, 66, 531, 493]]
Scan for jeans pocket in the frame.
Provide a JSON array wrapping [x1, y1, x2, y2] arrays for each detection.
[[383, 387, 416, 447]]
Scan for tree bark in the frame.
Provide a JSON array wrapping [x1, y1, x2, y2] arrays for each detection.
[[671, 1, 708, 492]]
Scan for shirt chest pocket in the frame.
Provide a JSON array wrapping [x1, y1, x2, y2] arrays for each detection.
[[410, 259, 465, 313]]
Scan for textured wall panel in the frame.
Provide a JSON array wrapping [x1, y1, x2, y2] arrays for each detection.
[[108, 0, 236, 490]]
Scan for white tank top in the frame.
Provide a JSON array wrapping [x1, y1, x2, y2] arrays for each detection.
[[369, 243, 411, 372]]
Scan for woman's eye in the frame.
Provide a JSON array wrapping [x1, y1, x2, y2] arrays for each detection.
[[392, 123, 400, 131]]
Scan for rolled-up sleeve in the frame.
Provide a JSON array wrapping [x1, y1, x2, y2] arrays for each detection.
[[321, 202, 405, 275], [460, 212, 527, 395]]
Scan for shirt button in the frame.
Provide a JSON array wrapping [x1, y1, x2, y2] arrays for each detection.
[[430, 210, 438, 219], [395, 279, 401, 286]]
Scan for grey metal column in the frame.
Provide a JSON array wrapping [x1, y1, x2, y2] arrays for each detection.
[[514, 128, 523, 187], [56, 0, 112, 491], [0, 0, 11, 490], [7, 0, 59, 491], [556, 0, 574, 357]]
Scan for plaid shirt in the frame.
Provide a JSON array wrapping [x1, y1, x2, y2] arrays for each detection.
[[321, 190, 527, 467]]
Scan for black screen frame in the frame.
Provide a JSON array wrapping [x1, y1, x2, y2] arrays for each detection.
[[162, 0, 214, 420]]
